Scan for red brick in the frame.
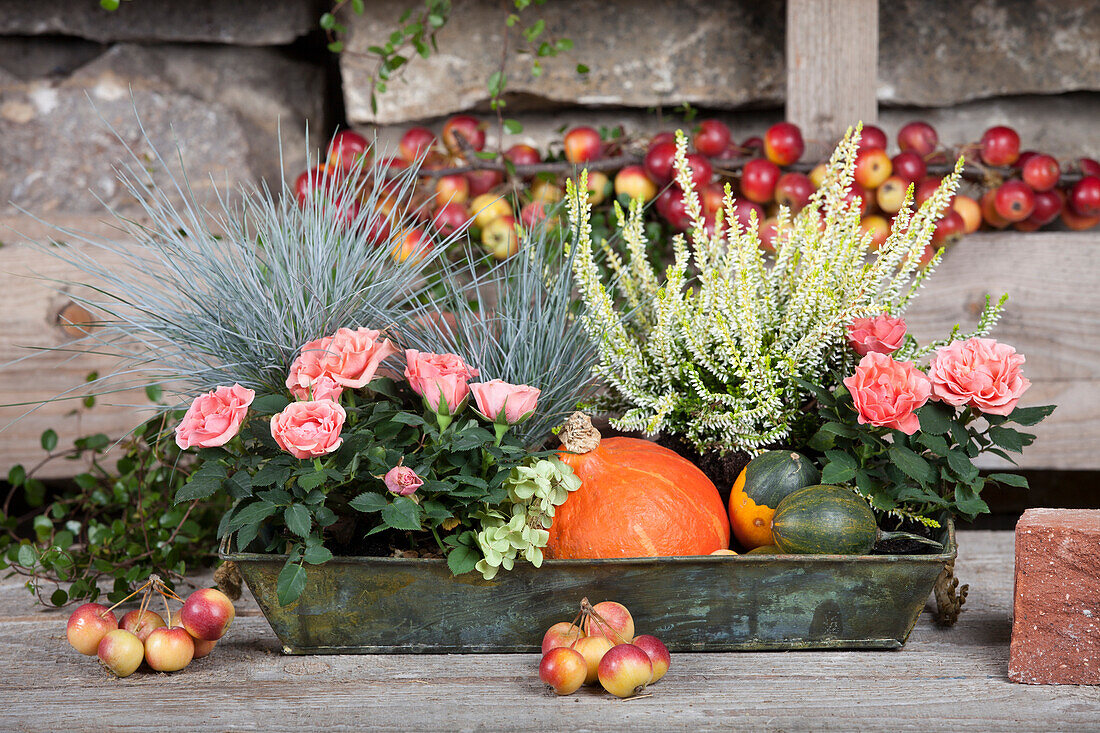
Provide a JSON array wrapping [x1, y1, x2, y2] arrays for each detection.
[[1009, 508, 1100, 685]]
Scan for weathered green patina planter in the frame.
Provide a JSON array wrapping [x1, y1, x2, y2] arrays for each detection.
[[226, 520, 955, 654]]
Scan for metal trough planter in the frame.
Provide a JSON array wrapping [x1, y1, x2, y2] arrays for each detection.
[[225, 520, 955, 654]]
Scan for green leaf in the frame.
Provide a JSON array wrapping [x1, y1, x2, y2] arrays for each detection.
[[916, 402, 954, 436], [1006, 404, 1056, 426], [989, 425, 1034, 453], [40, 429, 58, 453], [953, 484, 989, 518], [503, 119, 523, 134], [284, 505, 311, 538], [820, 422, 857, 438], [824, 450, 857, 470], [391, 412, 426, 426], [17, 544, 36, 568], [328, 41, 345, 53], [175, 464, 226, 503], [253, 463, 293, 487], [7, 465, 25, 486], [319, 12, 336, 29], [235, 522, 261, 554], [916, 432, 950, 457], [349, 492, 388, 513], [946, 449, 980, 483], [297, 470, 328, 491], [576, 63, 590, 74], [303, 544, 333, 565], [51, 588, 68, 606], [144, 384, 163, 403], [888, 445, 936, 486], [224, 472, 253, 499], [277, 561, 307, 606], [33, 515, 52, 540], [251, 394, 290, 415], [382, 496, 421, 531], [227, 500, 278, 530], [446, 544, 480, 575], [988, 472, 1029, 489], [100, 0, 120, 10], [821, 462, 856, 485]]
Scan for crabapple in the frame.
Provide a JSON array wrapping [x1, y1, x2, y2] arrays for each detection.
[[853, 147, 893, 189], [931, 209, 966, 246], [144, 626, 194, 672], [693, 119, 731, 157], [573, 635, 614, 685], [597, 644, 653, 698], [763, 122, 804, 166], [774, 172, 814, 212], [434, 174, 469, 205], [541, 621, 585, 655], [861, 215, 891, 250], [683, 153, 714, 189], [180, 588, 235, 642], [856, 124, 888, 152], [98, 629, 145, 678], [539, 647, 587, 695], [876, 176, 909, 214], [504, 144, 540, 167], [993, 180, 1036, 222], [614, 165, 658, 202], [952, 195, 982, 233], [441, 115, 485, 153], [630, 635, 671, 683], [67, 603, 118, 656], [1026, 189, 1063, 227], [431, 202, 470, 236], [1079, 158, 1100, 177], [581, 170, 611, 206], [470, 193, 513, 228], [327, 130, 370, 171], [897, 121, 938, 157], [1021, 154, 1060, 192], [644, 141, 678, 184], [482, 216, 519, 260], [120, 609, 166, 643], [399, 127, 436, 162], [980, 125, 1021, 167], [466, 169, 503, 196], [583, 600, 635, 643], [1069, 175, 1100, 217], [980, 189, 1011, 229], [891, 151, 927, 183], [740, 159, 781, 203], [564, 126, 602, 164]]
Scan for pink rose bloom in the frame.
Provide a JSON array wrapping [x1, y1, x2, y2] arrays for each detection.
[[287, 328, 397, 396], [270, 399, 347, 460], [384, 465, 423, 496], [404, 349, 479, 414], [287, 373, 344, 403], [847, 314, 907, 356], [843, 352, 932, 435], [175, 384, 255, 450], [322, 327, 399, 388], [928, 337, 1031, 416], [470, 379, 541, 424]]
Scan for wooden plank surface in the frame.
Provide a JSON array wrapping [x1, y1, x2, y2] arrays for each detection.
[[906, 232, 1100, 470], [1, 531, 1098, 731], [786, 0, 879, 151], [0, 223, 1097, 474]]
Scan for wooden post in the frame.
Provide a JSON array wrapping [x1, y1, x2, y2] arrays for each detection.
[[786, 0, 879, 153]]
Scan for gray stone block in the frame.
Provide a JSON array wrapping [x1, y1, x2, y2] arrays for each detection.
[[0, 0, 317, 45], [0, 43, 325, 217]]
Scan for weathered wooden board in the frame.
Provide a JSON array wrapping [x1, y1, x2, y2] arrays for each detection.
[[3, 531, 1098, 732], [0, 224, 1097, 475], [787, 0, 879, 150], [905, 232, 1100, 470], [0, 216, 150, 478]]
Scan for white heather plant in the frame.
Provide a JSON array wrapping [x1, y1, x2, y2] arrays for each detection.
[[567, 125, 1004, 456]]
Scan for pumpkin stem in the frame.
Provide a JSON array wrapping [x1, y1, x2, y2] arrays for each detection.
[[559, 412, 601, 454]]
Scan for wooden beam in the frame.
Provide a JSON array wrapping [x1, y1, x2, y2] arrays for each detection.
[[786, 0, 879, 153]]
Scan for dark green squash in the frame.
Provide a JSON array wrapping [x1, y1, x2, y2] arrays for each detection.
[[771, 485, 944, 555], [745, 544, 783, 555], [728, 450, 821, 549]]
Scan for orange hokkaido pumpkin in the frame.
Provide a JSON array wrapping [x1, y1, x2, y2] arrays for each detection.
[[545, 413, 731, 558]]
